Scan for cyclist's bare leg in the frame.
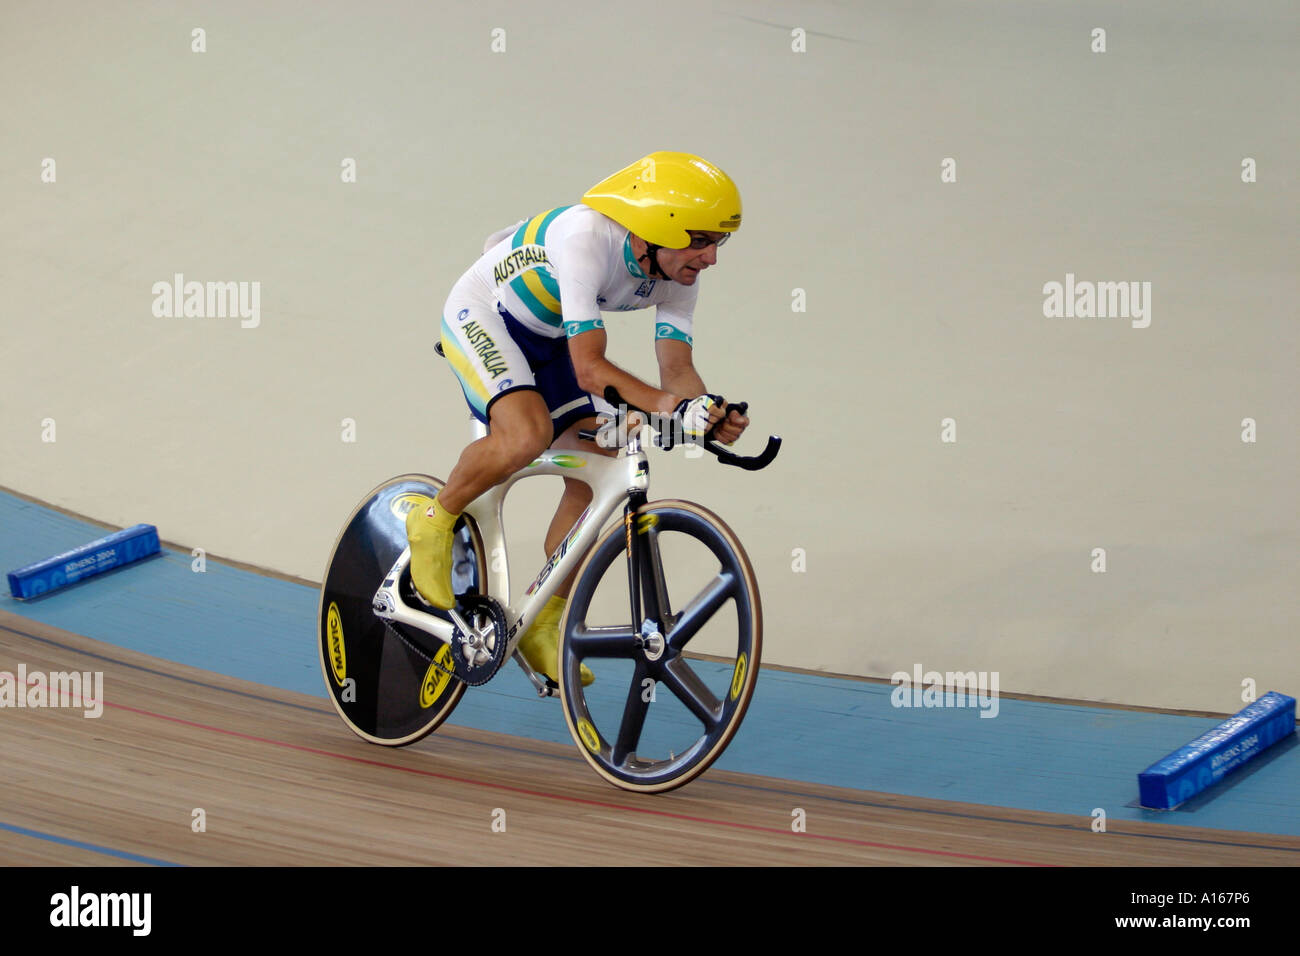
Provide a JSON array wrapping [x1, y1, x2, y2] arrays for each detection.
[[547, 415, 617, 597], [437, 390, 553, 514], [407, 390, 552, 609], [496, 413, 609, 685]]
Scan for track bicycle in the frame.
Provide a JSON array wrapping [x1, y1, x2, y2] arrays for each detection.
[[317, 388, 780, 792]]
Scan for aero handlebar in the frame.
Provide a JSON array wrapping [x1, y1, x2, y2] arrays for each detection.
[[599, 387, 782, 472]]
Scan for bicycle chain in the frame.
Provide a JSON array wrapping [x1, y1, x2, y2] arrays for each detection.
[[381, 597, 508, 688], [382, 564, 463, 679], [382, 622, 458, 680]]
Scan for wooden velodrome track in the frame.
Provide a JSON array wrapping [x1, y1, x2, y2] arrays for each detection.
[[2, 610, 1295, 867]]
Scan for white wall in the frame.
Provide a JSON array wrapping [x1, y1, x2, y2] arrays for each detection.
[[3, 0, 1296, 712]]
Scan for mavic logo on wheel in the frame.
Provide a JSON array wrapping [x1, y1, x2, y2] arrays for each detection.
[[730, 652, 747, 701], [326, 602, 347, 685], [576, 718, 601, 754], [419, 644, 456, 708], [390, 492, 433, 520]]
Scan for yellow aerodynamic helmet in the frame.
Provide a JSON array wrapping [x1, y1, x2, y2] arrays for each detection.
[[581, 151, 742, 250]]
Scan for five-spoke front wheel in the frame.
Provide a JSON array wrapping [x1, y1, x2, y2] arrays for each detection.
[[557, 500, 762, 793]]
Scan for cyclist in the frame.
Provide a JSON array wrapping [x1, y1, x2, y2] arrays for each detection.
[[408, 151, 750, 685]]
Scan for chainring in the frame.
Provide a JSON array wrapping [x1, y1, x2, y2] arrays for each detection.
[[451, 594, 510, 686]]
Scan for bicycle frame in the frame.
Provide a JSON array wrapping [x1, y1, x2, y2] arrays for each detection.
[[371, 417, 648, 674]]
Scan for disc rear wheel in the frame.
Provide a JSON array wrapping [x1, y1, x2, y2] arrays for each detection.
[[318, 475, 484, 746]]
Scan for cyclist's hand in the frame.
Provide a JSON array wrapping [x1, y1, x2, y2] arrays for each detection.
[[711, 403, 749, 446], [665, 394, 723, 448]]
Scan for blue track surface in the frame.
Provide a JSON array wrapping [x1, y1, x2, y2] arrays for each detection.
[[2, 490, 1297, 836]]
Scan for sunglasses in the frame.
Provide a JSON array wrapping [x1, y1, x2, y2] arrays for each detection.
[[686, 233, 731, 250]]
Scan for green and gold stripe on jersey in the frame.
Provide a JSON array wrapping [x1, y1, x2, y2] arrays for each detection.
[[491, 206, 571, 329]]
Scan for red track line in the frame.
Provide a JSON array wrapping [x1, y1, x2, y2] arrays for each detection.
[[102, 699, 1050, 866]]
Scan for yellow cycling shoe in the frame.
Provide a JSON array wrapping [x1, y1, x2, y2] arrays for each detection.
[[405, 496, 458, 610], [518, 595, 594, 686]]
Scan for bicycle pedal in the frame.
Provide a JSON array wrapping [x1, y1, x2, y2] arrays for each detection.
[[407, 582, 435, 610], [397, 565, 432, 608]]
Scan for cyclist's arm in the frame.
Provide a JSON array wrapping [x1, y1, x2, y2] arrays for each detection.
[[655, 337, 749, 443], [654, 337, 707, 401], [653, 283, 710, 404], [552, 228, 673, 413], [568, 328, 679, 415]]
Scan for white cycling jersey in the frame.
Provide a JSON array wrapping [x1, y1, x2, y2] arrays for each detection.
[[455, 203, 698, 346], [439, 203, 704, 428]]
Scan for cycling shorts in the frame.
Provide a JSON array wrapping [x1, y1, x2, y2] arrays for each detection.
[[439, 281, 606, 439]]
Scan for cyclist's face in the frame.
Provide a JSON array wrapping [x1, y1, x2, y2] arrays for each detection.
[[651, 231, 729, 285]]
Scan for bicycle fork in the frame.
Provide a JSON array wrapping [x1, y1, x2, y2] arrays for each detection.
[[623, 492, 672, 661]]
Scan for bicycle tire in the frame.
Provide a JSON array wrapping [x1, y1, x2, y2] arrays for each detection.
[[318, 474, 484, 746], [557, 499, 762, 792]]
